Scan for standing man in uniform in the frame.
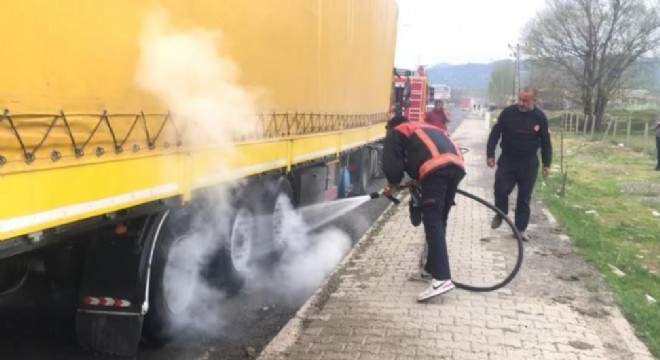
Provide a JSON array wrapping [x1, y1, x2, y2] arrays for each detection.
[[425, 100, 450, 131], [486, 87, 552, 241], [382, 115, 465, 301]]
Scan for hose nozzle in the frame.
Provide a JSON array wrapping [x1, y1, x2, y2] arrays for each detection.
[[369, 191, 400, 205]]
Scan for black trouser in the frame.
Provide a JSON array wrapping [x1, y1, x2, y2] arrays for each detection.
[[421, 166, 465, 280], [656, 136, 660, 169], [494, 154, 539, 232]]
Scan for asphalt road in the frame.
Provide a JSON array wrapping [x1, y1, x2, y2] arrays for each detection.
[[0, 109, 468, 360]]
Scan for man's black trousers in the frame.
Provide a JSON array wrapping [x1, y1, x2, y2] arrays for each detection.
[[494, 154, 539, 232], [421, 166, 465, 280]]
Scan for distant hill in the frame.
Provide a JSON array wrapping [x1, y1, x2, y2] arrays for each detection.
[[424, 59, 660, 92], [425, 61, 507, 90]]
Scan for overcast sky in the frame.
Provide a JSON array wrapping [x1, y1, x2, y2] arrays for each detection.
[[394, 0, 547, 68]]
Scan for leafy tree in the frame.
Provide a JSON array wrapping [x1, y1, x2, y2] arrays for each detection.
[[487, 61, 515, 107]]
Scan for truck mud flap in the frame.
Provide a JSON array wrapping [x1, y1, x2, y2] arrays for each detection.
[[75, 311, 143, 357], [75, 214, 165, 355]]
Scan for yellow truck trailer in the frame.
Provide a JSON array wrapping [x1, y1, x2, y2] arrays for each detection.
[[0, 0, 398, 355]]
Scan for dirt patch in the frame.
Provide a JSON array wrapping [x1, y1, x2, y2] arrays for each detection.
[[619, 182, 660, 196], [569, 340, 596, 350], [597, 166, 629, 176], [641, 197, 660, 207], [572, 305, 611, 318]]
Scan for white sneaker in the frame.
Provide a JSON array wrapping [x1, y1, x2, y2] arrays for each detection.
[[417, 279, 455, 302]]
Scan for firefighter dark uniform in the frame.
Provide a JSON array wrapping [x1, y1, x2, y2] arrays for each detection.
[[486, 104, 552, 236], [383, 116, 465, 301]]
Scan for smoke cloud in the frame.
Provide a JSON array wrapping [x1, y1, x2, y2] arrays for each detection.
[[135, 8, 258, 146], [251, 196, 353, 305], [135, 8, 355, 340], [135, 8, 257, 335]]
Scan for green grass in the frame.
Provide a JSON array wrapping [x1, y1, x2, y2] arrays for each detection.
[[538, 134, 660, 357], [609, 108, 659, 125]]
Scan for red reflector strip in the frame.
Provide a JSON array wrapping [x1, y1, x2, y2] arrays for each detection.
[[82, 296, 131, 308]]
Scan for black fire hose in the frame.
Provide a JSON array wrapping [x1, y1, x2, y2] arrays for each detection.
[[453, 188, 524, 292], [370, 187, 524, 293]]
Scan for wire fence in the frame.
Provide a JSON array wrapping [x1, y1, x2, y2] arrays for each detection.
[[559, 112, 658, 158]]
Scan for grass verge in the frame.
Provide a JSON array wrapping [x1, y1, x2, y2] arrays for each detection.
[[537, 132, 660, 357]]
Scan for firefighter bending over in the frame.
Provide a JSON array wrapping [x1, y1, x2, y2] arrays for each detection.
[[382, 116, 465, 302]]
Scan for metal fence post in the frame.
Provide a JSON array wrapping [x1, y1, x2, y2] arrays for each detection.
[[626, 115, 632, 147], [643, 121, 649, 153]]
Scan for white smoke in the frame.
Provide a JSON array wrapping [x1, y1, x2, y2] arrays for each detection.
[[135, 8, 356, 339], [135, 8, 256, 336], [135, 8, 258, 147], [251, 196, 353, 305]]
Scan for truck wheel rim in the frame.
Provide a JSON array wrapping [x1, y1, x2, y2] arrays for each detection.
[[163, 235, 198, 315], [230, 208, 253, 273], [272, 194, 290, 249]]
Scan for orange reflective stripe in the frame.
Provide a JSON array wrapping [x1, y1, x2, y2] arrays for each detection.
[[419, 153, 464, 180], [447, 137, 464, 162], [395, 121, 424, 137], [414, 128, 440, 157], [409, 126, 464, 179]]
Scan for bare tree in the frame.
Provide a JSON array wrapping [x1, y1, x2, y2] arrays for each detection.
[[527, 59, 581, 109], [523, 0, 660, 128]]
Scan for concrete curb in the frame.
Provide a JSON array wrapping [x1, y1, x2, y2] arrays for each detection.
[[257, 194, 403, 360]]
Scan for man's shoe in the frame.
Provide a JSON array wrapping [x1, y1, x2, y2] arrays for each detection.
[[417, 279, 455, 302], [491, 215, 503, 229], [514, 231, 530, 242], [420, 269, 431, 278]]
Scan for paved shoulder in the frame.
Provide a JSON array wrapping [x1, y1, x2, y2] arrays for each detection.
[[259, 113, 655, 360]]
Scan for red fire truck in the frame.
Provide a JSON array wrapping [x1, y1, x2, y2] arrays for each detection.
[[390, 67, 429, 122]]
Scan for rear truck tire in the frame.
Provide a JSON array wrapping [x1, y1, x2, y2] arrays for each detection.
[[266, 176, 296, 263], [224, 175, 298, 273], [272, 176, 295, 249], [351, 148, 372, 195], [369, 145, 384, 179], [226, 192, 279, 284], [144, 206, 244, 346], [229, 205, 256, 275], [142, 208, 196, 346]]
